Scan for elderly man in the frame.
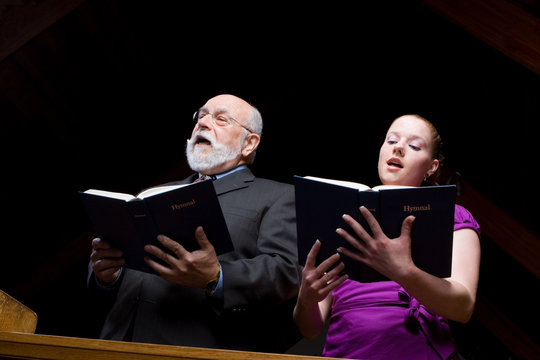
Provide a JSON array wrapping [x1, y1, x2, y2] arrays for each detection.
[[89, 94, 301, 352]]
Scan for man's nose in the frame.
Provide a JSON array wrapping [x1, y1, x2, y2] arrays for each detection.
[[196, 113, 213, 129]]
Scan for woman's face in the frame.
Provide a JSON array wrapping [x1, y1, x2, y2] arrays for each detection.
[[378, 115, 439, 187]]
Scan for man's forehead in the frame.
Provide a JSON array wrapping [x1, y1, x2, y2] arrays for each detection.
[[207, 94, 248, 107], [203, 96, 249, 116]]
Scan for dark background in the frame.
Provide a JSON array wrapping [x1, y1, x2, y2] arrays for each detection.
[[0, 1, 539, 358]]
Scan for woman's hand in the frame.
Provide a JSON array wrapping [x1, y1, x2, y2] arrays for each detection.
[[336, 206, 416, 282], [298, 239, 348, 306], [294, 239, 348, 339]]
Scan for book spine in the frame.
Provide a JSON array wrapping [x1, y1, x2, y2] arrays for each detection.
[[356, 190, 380, 234], [351, 190, 388, 282], [126, 200, 160, 247]]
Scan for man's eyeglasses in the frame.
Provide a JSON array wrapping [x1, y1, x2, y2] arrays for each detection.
[[193, 110, 253, 133]]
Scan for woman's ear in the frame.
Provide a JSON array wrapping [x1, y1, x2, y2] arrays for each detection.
[[427, 159, 440, 177]]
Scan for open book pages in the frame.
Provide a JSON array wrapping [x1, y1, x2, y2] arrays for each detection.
[[136, 184, 188, 198], [303, 176, 414, 191], [84, 184, 188, 201]]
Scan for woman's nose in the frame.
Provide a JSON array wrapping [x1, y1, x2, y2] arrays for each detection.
[[393, 142, 404, 156]]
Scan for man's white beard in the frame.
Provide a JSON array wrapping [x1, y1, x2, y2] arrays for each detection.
[[185, 130, 243, 173]]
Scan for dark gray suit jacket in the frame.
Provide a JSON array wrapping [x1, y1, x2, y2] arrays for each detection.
[[89, 168, 301, 352]]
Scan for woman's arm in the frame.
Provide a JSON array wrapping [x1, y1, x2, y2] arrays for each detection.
[[397, 227, 480, 322]]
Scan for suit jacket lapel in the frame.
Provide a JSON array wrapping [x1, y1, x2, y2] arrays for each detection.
[[177, 168, 254, 195], [213, 167, 254, 195]]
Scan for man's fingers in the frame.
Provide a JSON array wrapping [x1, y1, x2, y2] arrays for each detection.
[[92, 257, 124, 273], [153, 234, 188, 257], [194, 226, 214, 251]]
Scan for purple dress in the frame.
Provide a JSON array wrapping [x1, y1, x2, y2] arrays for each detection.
[[322, 205, 480, 360]]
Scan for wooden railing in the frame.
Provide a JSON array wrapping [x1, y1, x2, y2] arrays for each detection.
[[0, 290, 37, 334], [0, 332, 338, 360]]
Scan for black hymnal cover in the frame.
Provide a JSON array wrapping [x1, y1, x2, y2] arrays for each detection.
[[79, 179, 233, 273], [294, 175, 456, 282]]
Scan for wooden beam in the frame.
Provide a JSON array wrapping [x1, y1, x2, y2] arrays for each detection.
[[454, 179, 540, 357], [474, 292, 540, 359], [0, 0, 86, 63], [457, 180, 540, 280], [418, 0, 540, 75]]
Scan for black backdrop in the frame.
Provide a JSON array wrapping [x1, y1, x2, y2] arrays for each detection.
[[0, 1, 539, 358]]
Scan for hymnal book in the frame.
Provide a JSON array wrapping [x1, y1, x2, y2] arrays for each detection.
[[294, 175, 456, 282], [79, 179, 233, 273]]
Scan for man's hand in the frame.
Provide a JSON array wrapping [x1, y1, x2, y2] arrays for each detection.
[[90, 238, 125, 284], [144, 226, 220, 288]]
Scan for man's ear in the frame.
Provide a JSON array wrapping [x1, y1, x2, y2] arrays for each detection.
[[242, 133, 261, 157]]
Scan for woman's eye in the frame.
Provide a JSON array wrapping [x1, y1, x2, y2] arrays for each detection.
[[409, 144, 421, 151]]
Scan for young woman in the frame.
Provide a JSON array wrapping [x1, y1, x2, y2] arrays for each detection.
[[293, 115, 481, 360]]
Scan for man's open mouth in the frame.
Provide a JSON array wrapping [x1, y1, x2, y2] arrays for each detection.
[[195, 135, 212, 146]]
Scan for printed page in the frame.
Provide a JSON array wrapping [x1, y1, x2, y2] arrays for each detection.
[[136, 184, 189, 199], [304, 176, 372, 191], [371, 184, 415, 191], [83, 189, 136, 201]]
